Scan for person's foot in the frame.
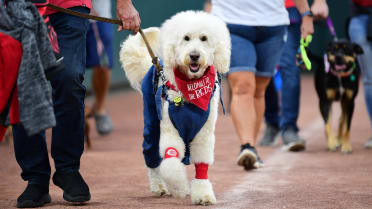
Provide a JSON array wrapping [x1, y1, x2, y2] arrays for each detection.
[[259, 123, 280, 146], [17, 183, 51, 208], [237, 143, 263, 170], [94, 112, 113, 135], [52, 171, 91, 203], [282, 128, 306, 152], [254, 154, 264, 169], [364, 136, 372, 148]]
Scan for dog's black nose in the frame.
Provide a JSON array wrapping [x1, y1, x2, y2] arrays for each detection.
[[190, 52, 200, 61], [335, 55, 344, 64]]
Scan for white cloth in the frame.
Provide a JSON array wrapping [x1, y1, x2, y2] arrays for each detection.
[[92, 0, 112, 18], [211, 0, 289, 26]]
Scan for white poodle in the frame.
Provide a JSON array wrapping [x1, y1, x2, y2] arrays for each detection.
[[119, 11, 230, 205]]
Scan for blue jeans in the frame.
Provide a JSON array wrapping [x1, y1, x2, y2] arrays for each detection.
[[264, 8, 301, 132], [349, 14, 372, 130], [227, 24, 287, 77], [12, 7, 90, 186]]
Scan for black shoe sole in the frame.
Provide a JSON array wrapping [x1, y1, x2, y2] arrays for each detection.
[[237, 149, 257, 171], [63, 193, 91, 203], [17, 194, 51, 208]]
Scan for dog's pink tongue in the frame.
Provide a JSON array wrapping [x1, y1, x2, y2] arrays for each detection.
[[335, 64, 346, 71], [190, 64, 199, 70]]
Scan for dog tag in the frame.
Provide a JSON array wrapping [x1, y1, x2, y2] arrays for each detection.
[[350, 75, 356, 82], [174, 96, 183, 106]]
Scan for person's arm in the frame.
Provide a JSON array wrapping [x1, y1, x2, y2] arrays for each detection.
[[293, 0, 314, 38], [311, 0, 329, 19], [116, 0, 141, 34]]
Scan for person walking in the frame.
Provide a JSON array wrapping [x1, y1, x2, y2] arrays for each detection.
[[12, 0, 140, 208], [348, 0, 372, 148], [86, 0, 115, 135], [260, 0, 329, 152], [211, 0, 314, 170]]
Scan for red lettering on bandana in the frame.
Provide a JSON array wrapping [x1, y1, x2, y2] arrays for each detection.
[[173, 66, 216, 111]]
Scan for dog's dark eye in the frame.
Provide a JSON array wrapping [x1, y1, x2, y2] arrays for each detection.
[[184, 35, 190, 41], [200, 36, 207, 42]]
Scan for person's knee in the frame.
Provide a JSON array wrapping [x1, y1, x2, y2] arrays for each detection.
[[56, 70, 86, 100], [231, 80, 255, 96]]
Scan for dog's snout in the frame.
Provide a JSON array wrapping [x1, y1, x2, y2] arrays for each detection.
[[190, 52, 200, 62], [335, 54, 344, 64]]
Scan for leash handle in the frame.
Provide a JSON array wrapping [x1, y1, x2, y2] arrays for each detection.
[[300, 35, 312, 71]]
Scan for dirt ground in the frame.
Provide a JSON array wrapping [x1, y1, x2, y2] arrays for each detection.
[[1, 76, 372, 209]]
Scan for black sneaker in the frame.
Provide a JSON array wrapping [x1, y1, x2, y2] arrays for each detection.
[[52, 171, 91, 203], [259, 123, 280, 146], [282, 128, 306, 152], [17, 183, 51, 208], [237, 143, 263, 170]]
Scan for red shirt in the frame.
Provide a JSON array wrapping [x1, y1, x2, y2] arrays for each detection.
[[285, 0, 296, 8], [353, 0, 372, 7], [46, 0, 92, 15]]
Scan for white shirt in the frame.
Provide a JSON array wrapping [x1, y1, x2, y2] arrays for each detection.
[[92, 0, 112, 18], [211, 0, 290, 26]]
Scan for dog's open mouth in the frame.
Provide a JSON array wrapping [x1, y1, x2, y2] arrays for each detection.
[[190, 63, 200, 73], [334, 64, 347, 71]]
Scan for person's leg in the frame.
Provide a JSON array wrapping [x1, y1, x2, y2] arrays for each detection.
[[349, 15, 372, 147], [254, 25, 286, 154], [254, 76, 272, 140], [260, 79, 281, 146], [12, 125, 51, 207], [278, 19, 305, 151], [91, 22, 114, 134], [226, 27, 261, 170], [279, 22, 301, 132], [92, 66, 111, 114], [48, 7, 91, 202], [228, 71, 257, 146]]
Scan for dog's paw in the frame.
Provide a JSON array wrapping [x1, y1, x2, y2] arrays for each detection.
[[190, 179, 216, 205], [341, 143, 352, 154], [327, 137, 339, 152], [159, 158, 190, 198], [147, 167, 170, 196]]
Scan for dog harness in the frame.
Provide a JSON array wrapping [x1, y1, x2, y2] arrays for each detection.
[[141, 62, 224, 168]]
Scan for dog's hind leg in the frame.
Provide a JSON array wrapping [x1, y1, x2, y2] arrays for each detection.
[[339, 89, 356, 154], [147, 167, 169, 196]]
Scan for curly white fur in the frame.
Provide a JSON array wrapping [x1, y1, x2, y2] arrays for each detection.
[[120, 11, 230, 205]]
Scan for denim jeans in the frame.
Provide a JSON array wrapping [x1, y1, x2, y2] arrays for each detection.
[[12, 7, 90, 186], [264, 8, 301, 132], [349, 14, 372, 130]]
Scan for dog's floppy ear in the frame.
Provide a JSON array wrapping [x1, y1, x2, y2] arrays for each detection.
[[353, 43, 364, 55], [212, 19, 231, 75]]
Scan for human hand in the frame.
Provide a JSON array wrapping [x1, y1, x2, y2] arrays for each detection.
[[116, 0, 141, 34], [301, 16, 314, 39], [311, 0, 329, 20]]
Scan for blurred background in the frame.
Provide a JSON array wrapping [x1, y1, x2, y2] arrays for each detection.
[[83, 0, 351, 92]]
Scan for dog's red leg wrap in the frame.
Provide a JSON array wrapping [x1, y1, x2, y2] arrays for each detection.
[[195, 163, 209, 179], [164, 147, 179, 159]]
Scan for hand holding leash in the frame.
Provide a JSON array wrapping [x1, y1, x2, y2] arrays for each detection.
[[300, 35, 312, 71], [116, 0, 141, 34]]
